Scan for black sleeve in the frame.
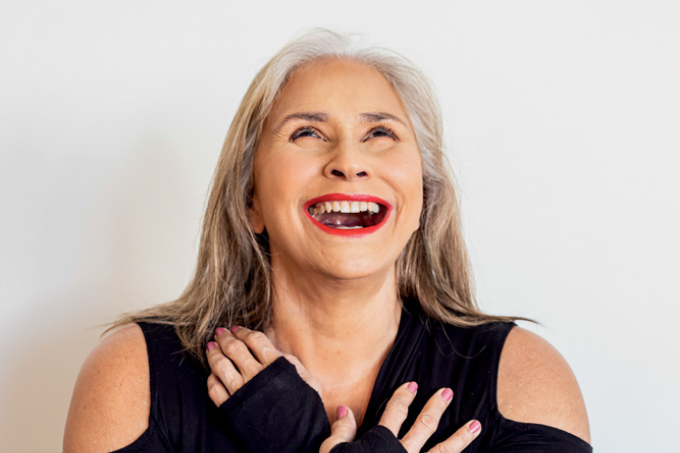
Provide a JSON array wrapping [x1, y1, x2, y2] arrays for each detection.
[[217, 356, 331, 453], [329, 426, 407, 453]]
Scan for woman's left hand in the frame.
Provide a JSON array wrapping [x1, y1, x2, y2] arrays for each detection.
[[206, 325, 321, 406]]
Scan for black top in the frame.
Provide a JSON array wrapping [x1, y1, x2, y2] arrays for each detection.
[[114, 298, 593, 452]]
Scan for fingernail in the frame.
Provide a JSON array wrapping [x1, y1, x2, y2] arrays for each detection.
[[337, 405, 348, 418], [230, 326, 241, 333], [206, 341, 217, 352], [407, 382, 418, 393], [215, 327, 227, 336], [441, 388, 453, 402], [468, 420, 481, 434]]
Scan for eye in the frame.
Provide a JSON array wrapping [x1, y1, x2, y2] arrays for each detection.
[[363, 125, 398, 142], [290, 126, 325, 142]]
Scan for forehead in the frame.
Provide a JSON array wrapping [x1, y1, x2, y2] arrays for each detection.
[[269, 59, 409, 120]]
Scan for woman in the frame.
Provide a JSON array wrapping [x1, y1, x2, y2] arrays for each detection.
[[64, 30, 592, 452]]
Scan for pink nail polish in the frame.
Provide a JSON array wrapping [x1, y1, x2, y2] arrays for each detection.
[[337, 405, 348, 418], [206, 341, 217, 352], [469, 420, 481, 434], [441, 388, 453, 402], [230, 326, 241, 333], [407, 382, 418, 393], [216, 327, 227, 336]]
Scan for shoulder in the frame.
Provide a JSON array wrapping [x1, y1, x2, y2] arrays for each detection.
[[63, 323, 150, 453], [497, 326, 591, 443]]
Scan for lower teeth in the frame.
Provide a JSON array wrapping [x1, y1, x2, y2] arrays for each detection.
[[335, 226, 364, 229]]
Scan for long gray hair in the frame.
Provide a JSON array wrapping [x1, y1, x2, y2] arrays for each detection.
[[111, 29, 530, 363]]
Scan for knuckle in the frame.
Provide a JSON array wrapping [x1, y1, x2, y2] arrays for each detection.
[[394, 404, 410, 420], [244, 357, 264, 373], [222, 339, 244, 356], [226, 375, 242, 390], [395, 404, 409, 419], [331, 422, 355, 442], [385, 399, 409, 420], [416, 413, 438, 433], [335, 418, 352, 432], [214, 357, 234, 378], [207, 383, 222, 401], [246, 330, 267, 343]]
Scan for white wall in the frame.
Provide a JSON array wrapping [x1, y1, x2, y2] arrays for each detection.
[[1, 1, 678, 451]]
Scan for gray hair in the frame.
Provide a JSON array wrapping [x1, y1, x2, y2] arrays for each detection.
[[112, 29, 530, 363]]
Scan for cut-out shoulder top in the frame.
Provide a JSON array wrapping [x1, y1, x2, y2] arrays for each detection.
[[113, 298, 593, 452]]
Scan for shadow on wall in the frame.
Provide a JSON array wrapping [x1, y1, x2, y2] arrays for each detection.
[[0, 132, 198, 452]]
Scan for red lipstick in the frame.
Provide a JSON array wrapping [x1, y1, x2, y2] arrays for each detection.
[[303, 193, 392, 237]]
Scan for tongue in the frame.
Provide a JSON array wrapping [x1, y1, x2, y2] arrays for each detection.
[[316, 212, 365, 228]]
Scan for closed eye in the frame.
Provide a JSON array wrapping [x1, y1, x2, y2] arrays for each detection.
[[363, 125, 399, 142], [290, 126, 325, 142]]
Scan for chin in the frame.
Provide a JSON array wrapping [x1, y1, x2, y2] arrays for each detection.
[[317, 257, 394, 281]]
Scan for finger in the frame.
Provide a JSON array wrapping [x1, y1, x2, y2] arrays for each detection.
[[206, 341, 245, 394], [229, 326, 282, 366], [206, 373, 229, 406], [214, 327, 264, 381], [319, 406, 357, 453], [428, 420, 482, 453], [378, 381, 418, 436], [400, 387, 453, 452]]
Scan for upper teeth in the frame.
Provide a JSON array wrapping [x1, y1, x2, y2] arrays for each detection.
[[309, 201, 380, 215]]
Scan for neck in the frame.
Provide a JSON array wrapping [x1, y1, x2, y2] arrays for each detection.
[[264, 263, 402, 388]]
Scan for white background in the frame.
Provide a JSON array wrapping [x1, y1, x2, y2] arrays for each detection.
[[1, 1, 679, 451]]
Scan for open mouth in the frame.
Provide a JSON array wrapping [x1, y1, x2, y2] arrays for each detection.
[[304, 194, 391, 236]]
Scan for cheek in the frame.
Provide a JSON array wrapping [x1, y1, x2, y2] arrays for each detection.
[[253, 149, 320, 221], [385, 150, 424, 227]]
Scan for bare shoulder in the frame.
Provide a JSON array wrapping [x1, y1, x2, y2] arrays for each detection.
[[63, 323, 150, 453], [497, 326, 591, 443]]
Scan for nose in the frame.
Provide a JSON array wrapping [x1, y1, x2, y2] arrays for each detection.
[[322, 140, 371, 181]]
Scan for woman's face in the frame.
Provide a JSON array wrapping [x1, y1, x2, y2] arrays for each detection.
[[251, 59, 423, 281]]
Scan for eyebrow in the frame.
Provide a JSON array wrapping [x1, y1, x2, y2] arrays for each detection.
[[359, 112, 407, 126], [274, 111, 407, 132], [274, 112, 328, 132]]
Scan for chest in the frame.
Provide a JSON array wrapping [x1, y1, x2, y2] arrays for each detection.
[[320, 375, 378, 427]]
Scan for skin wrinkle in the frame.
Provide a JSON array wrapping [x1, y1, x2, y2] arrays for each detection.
[[274, 111, 408, 136], [252, 60, 423, 424]]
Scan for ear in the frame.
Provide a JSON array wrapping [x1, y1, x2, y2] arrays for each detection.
[[249, 194, 265, 234]]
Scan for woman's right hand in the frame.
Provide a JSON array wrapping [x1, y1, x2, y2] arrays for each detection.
[[320, 382, 481, 453], [206, 325, 322, 405]]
